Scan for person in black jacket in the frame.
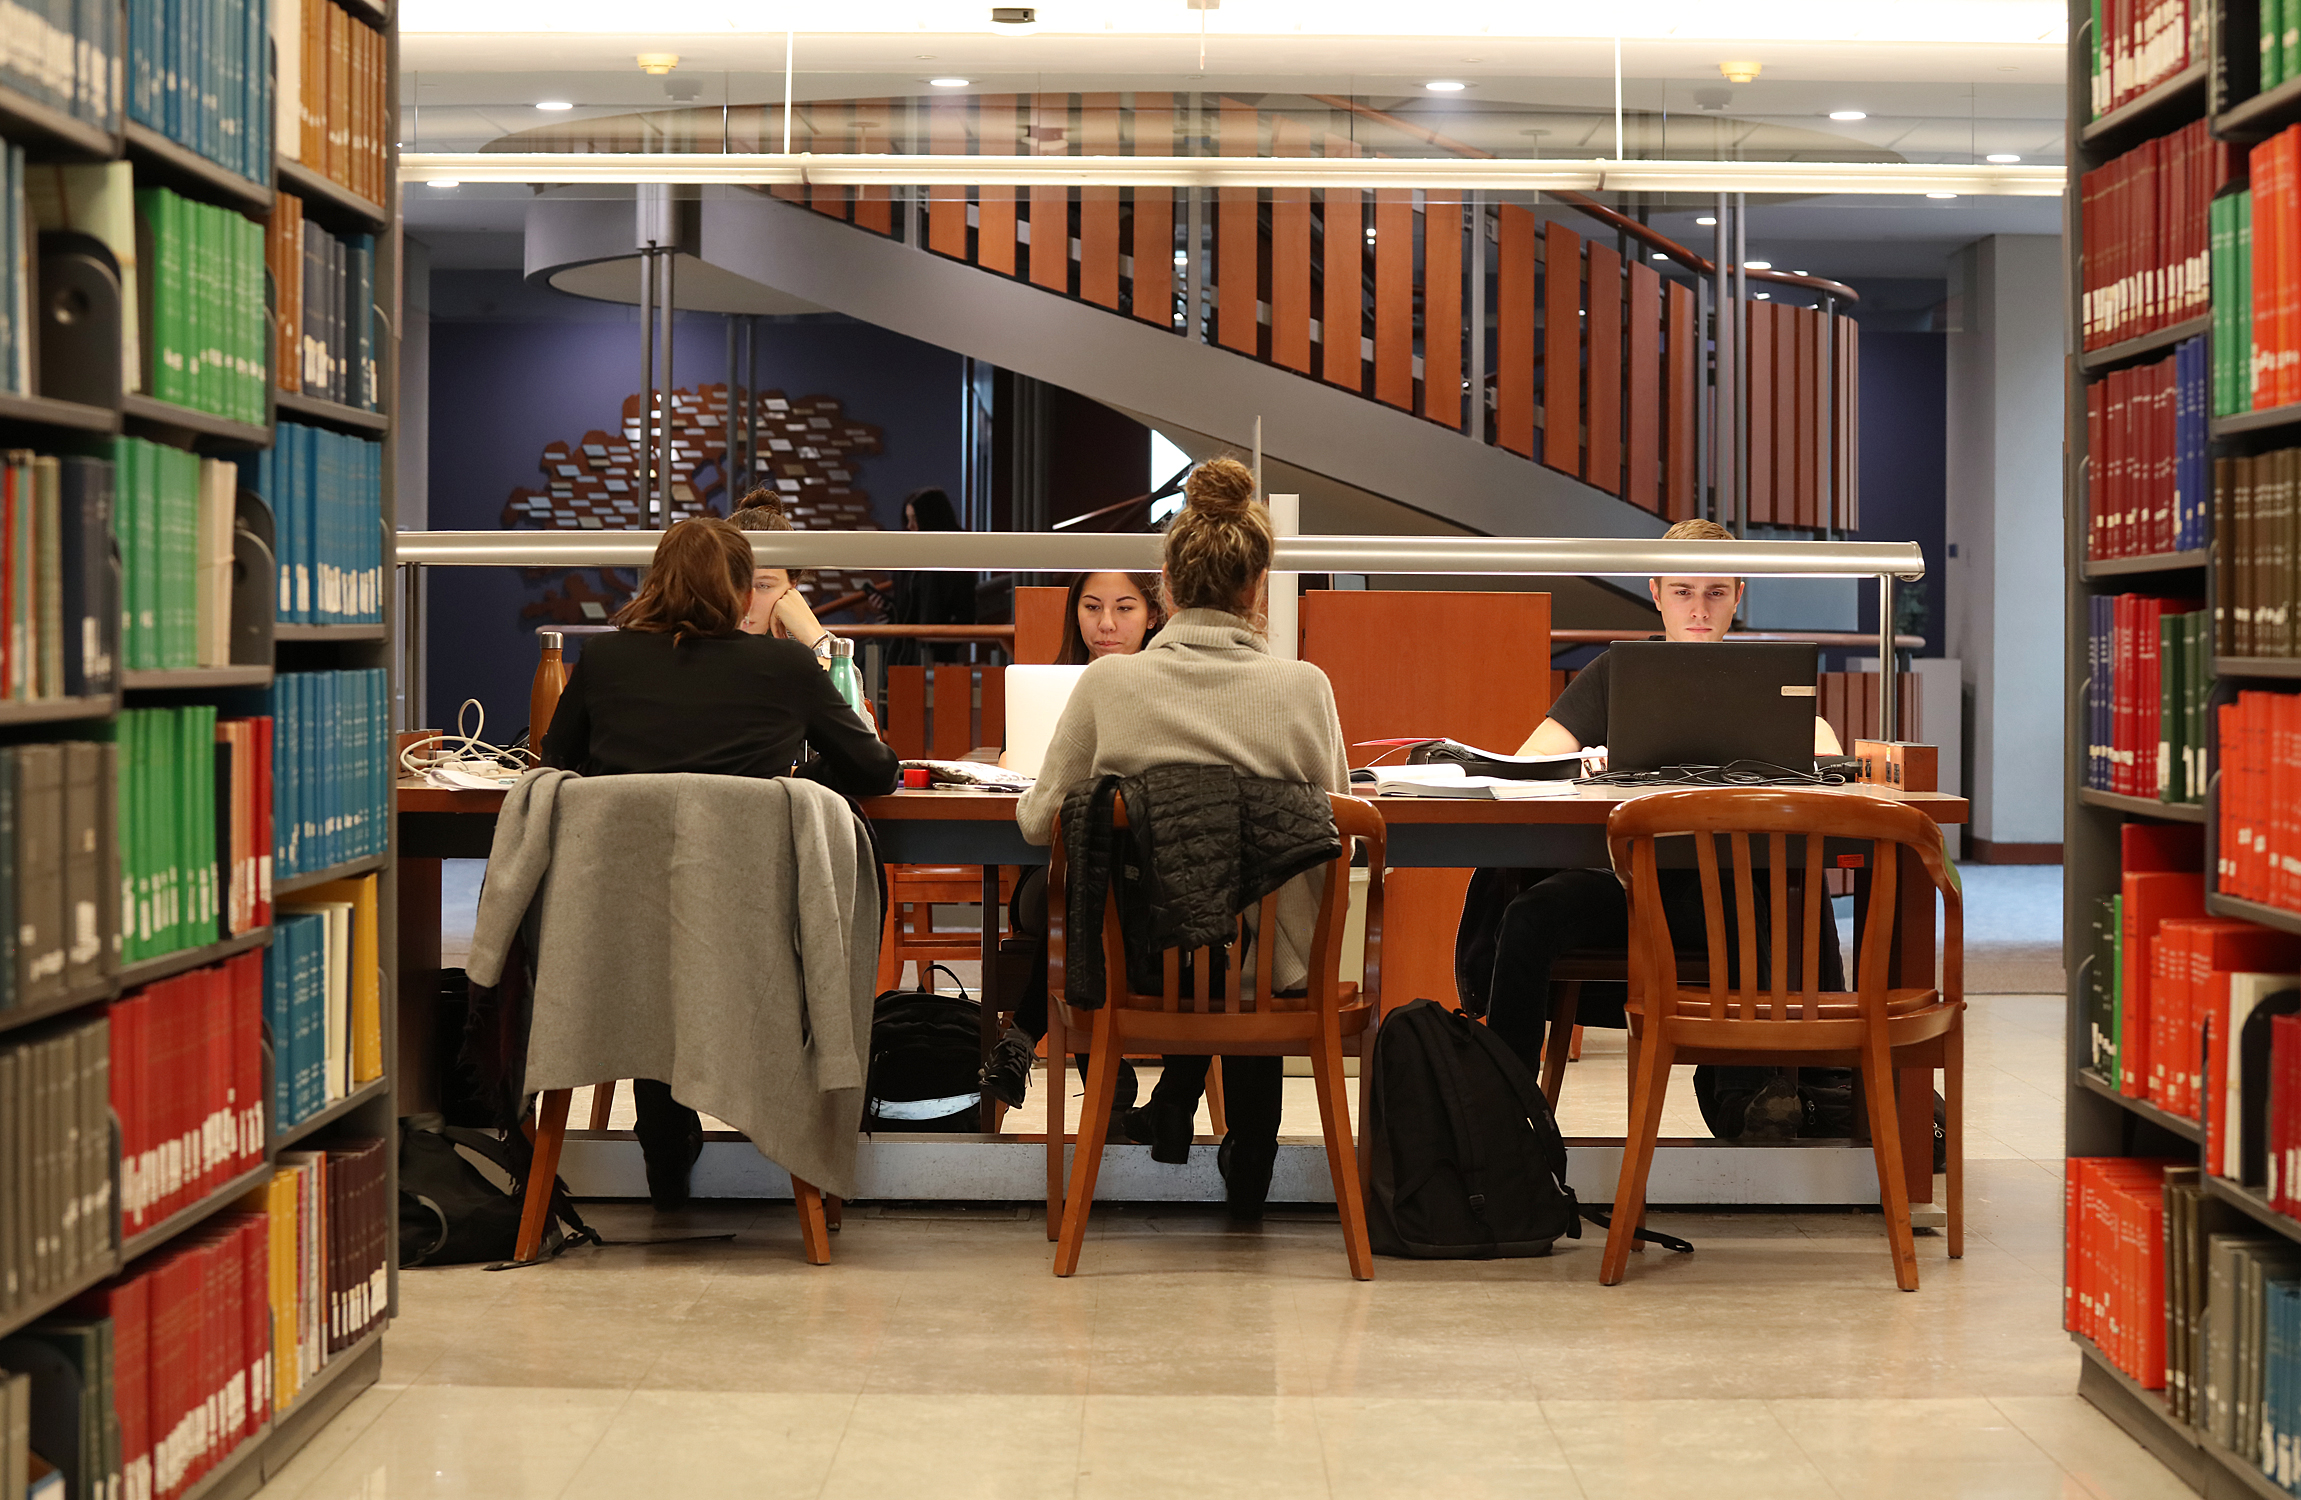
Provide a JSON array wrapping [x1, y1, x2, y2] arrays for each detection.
[[878, 487, 975, 666], [541, 516, 899, 1207]]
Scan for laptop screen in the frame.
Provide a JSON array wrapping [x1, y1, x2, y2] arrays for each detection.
[[1603, 641, 1820, 775], [1003, 665, 1090, 778]]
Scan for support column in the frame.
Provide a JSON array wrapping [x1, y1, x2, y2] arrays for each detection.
[[1945, 234, 2064, 862]]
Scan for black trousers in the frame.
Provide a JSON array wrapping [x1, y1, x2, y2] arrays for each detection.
[[1484, 867, 1716, 1075], [631, 1077, 698, 1145]]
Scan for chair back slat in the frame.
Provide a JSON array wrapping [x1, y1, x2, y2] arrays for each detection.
[[1800, 833, 1824, 1007], [1729, 831, 1759, 1008], [1767, 832, 1789, 1016], [1228, 913, 1250, 1014], [1854, 834, 1898, 1018], [1692, 833, 1730, 1020]]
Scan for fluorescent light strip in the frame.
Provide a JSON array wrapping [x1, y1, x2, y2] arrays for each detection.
[[395, 529, 1928, 580], [397, 151, 2064, 196]]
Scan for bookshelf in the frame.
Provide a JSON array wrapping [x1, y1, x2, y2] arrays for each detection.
[[2068, 1, 2301, 1492], [0, 0, 403, 1491]]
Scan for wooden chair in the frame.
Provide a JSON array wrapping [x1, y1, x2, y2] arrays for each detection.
[[878, 864, 1018, 992], [1043, 793, 1386, 1280], [1599, 788, 1964, 1291]]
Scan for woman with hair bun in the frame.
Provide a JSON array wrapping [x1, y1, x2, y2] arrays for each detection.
[[1008, 457, 1348, 1222]]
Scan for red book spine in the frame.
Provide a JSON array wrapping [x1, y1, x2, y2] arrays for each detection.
[[241, 1217, 270, 1432], [2066, 1160, 2085, 1329]]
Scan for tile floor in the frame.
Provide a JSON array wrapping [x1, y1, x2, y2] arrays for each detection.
[[304, 864, 2162, 1500]]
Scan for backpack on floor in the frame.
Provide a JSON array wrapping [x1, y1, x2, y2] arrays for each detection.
[[397, 1115, 599, 1267], [1363, 998, 1585, 1259], [865, 965, 986, 1133]]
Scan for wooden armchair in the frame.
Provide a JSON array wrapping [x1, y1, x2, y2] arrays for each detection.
[[1043, 793, 1386, 1280], [1601, 788, 1964, 1291]]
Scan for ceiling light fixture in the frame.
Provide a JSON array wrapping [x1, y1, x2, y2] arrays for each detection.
[[1425, 80, 1467, 92], [535, 100, 572, 110], [1720, 60, 1761, 83], [1755, 292, 1771, 299], [1696, 215, 1718, 225], [1828, 109, 1867, 121], [1985, 152, 2021, 163], [636, 53, 677, 74], [930, 78, 969, 87], [1927, 190, 1958, 199], [427, 179, 460, 188], [1745, 259, 1773, 269]]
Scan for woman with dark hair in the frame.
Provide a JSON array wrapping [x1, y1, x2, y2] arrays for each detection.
[[883, 486, 976, 666], [541, 515, 899, 1209], [1054, 571, 1165, 664]]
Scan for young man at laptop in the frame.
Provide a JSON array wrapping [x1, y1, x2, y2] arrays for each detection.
[[1466, 518, 1841, 1141]]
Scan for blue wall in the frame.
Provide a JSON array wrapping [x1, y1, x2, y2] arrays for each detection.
[[1851, 329, 1949, 659], [420, 271, 963, 736]]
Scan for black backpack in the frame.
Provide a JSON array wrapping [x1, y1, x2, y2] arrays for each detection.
[[397, 1116, 599, 1268], [865, 966, 986, 1133], [1364, 999, 1584, 1258]]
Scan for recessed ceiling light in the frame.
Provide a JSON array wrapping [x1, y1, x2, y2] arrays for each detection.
[[428, 179, 460, 188], [1696, 215, 1718, 226], [1172, 250, 1188, 266], [1755, 292, 1772, 300], [1829, 109, 1867, 121], [1745, 260, 1773, 269], [1651, 252, 1669, 260], [535, 101, 572, 111], [1426, 80, 1467, 92], [1985, 152, 2021, 163], [1796, 269, 1811, 275], [930, 78, 969, 87], [1927, 191, 1958, 199]]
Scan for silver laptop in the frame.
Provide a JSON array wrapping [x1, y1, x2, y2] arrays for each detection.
[[1003, 665, 1089, 778]]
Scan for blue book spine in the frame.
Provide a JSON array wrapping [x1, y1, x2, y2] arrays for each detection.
[[264, 934, 291, 1125], [294, 914, 319, 1121]]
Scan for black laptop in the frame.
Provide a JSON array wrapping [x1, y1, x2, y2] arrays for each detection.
[[1604, 641, 1821, 775]]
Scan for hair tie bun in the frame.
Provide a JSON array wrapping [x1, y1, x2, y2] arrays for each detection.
[[1183, 457, 1257, 518]]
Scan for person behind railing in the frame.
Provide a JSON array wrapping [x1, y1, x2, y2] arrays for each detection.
[[1008, 458, 1350, 1221], [730, 492, 831, 647], [540, 515, 900, 1209], [874, 486, 976, 666], [984, 569, 1170, 1107], [1464, 516, 1847, 1141]]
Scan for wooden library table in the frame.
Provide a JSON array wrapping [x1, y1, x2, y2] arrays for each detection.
[[396, 780, 1967, 1205]]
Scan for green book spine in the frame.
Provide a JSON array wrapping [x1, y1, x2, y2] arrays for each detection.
[[136, 443, 157, 673], [36, 452, 58, 701], [2242, 192, 2257, 412], [169, 448, 191, 671], [2269, 0, 2284, 90], [2195, 613, 2212, 803], [2286, 0, 2299, 96], [2161, 611, 2180, 800], [123, 710, 143, 964], [167, 707, 184, 951], [2110, 893, 2125, 1083]]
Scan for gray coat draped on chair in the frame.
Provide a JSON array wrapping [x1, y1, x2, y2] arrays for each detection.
[[465, 768, 882, 1198]]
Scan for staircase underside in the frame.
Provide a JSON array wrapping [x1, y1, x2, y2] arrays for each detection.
[[525, 192, 1669, 546]]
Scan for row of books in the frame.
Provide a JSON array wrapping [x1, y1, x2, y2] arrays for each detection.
[[2213, 189, 2257, 417], [111, 952, 263, 1239], [239, 422, 384, 626], [268, 874, 382, 1132], [2, 143, 26, 398], [267, 669, 388, 883], [114, 438, 238, 674], [0, 0, 120, 133], [1, 449, 119, 702], [264, 197, 376, 410], [126, 0, 272, 183], [2246, 126, 2301, 412], [0, 1016, 108, 1323], [2080, 119, 2223, 351], [2216, 444, 2301, 657], [2088, 0, 2201, 117], [282, 0, 390, 208], [2220, 689, 2301, 913], [2, 743, 117, 1014], [2084, 594, 2211, 803], [2087, 338, 2210, 558], [3, 1143, 387, 1500], [115, 705, 224, 965], [2067, 1156, 2178, 1387], [138, 186, 267, 427]]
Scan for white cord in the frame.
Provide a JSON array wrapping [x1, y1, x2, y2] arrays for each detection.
[[399, 698, 524, 779]]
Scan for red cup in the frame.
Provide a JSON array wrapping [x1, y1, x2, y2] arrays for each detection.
[[903, 766, 932, 790]]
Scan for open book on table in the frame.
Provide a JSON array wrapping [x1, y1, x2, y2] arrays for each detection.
[[1356, 763, 1586, 800]]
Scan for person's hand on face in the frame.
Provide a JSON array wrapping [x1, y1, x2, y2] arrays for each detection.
[[772, 585, 828, 649], [1649, 576, 1743, 642], [1076, 572, 1152, 659], [742, 567, 792, 635]]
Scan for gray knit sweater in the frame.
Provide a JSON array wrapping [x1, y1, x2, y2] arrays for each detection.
[[1016, 608, 1350, 991]]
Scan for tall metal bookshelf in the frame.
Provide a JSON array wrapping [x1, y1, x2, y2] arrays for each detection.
[[2065, 2, 2301, 1494], [0, 0, 401, 1489]]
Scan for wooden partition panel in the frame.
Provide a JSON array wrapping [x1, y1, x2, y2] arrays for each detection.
[[979, 665, 1006, 748], [1028, 96, 1069, 291], [1014, 584, 1070, 665], [931, 664, 976, 759], [1078, 96, 1122, 308], [1129, 95, 1174, 325], [1218, 100, 1260, 354], [1837, 315, 1859, 531], [1422, 193, 1462, 429], [854, 104, 894, 234], [886, 665, 927, 758], [1301, 590, 1554, 1010], [1496, 204, 1537, 457], [927, 97, 969, 258], [1321, 137, 1363, 389], [1796, 307, 1820, 529], [1373, 190, 1415, 409], [1665, 279, 1696, 521], [977, 96, 1018, 275], [1541, 222, 1582, 475], [1584, 240, 1622, 495], [1270, 118, 1314, 373], [1747, 300, 1773, 525], [1625, 261, 1661, 514]]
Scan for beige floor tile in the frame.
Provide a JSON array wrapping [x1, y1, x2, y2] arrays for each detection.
[[263, 1386, 632, 1500], [820, 1395, 1083, 1500], [1313, 1398, 1583, 1500], [1989, 1396, 2207, 1500], [1539, 1399, 1841, 1499], [1078, 1396, 1328, 1500], [558, 1391, 857, 1500]]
